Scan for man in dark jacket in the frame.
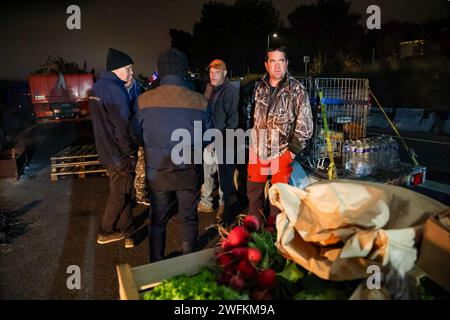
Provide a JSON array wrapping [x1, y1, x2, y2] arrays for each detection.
[[133, 48, 208, 262], [89, 48, 137, 248], [199, 59, 239, 224]]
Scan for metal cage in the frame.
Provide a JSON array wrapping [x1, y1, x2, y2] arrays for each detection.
[[308, 78, 370, 169]]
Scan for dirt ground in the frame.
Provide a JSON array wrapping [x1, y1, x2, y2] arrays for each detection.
[[0, 121, 218, 299]]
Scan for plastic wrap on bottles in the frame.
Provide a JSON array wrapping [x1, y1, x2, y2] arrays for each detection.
[[376, 136, 387, 170], [386, 137, 401, 170], [345, 136, 401, 176], [354, 140, 369, 177], [343, 140, 353, 172], [368, 138, 377, 176], [354, 139, 374, 177]]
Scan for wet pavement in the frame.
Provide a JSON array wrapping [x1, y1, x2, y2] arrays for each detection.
[[0, 121, 219, 299], [0, 120, 447, 299]]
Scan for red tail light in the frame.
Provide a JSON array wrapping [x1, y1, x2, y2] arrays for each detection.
[[412, 172, 423, 186]]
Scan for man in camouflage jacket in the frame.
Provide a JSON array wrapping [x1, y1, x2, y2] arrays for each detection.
[[248, 46, 313, 218]]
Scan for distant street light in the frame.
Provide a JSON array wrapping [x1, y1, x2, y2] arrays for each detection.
[[267, 33, 278, 49], [303, 56, 310, 77]]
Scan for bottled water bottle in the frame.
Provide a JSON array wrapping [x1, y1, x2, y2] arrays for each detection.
[[354, 140, 368, 177], [344, 140, 355, 173], [387, 137, 401, 170], [343, 140, 349, 170], [368, 138, 377, 175], [379, 136, 389, 170], [365, 138, 372, 175]]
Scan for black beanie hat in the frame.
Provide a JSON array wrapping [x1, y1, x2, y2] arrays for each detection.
[[157, 47, 189, 77], [106, 48, 134, 71]]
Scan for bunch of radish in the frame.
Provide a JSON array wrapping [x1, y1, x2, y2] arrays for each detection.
[[215, 214, 279, 300]]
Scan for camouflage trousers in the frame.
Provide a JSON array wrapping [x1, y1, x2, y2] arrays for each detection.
[[134, 146, 148, 199]]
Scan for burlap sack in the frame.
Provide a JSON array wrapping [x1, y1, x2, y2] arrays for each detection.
[[269, 180, 448, 281]]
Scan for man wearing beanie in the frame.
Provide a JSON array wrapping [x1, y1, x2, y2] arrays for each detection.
[[132, 47, 208, 262], [89, 48, 137, 248]]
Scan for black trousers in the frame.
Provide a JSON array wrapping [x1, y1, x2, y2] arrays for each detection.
[[101, 166, 135, 236], [148, 188, 201, 262], [218, 163, 236, 215]]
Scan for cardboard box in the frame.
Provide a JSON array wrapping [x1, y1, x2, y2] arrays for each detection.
[[116, 248, 216, 300], [416, 209, 450, 292]]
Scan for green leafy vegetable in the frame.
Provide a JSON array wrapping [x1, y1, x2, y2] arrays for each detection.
[[278, 260, 304, 283], [142, 267, 249, 300]]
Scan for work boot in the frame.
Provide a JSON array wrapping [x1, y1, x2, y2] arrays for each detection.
[[124, 237, 135, 249], [198, 202, 214, 213], [136, 195, 150, 206], [96, 230, 125, 244]]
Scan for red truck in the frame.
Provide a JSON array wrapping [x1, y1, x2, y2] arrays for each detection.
[[28, 73, 94, 123]]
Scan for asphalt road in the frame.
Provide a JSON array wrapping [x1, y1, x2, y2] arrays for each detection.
[[0, 121, 448, 299], [0, 121, 219, 299]]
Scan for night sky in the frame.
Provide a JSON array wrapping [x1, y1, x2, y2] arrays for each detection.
[[1, 0, 448, 80]]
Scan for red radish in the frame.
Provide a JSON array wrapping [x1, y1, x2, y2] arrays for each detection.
[[243, 215, 260, 232], [231, 247, 249, 259], [257, 269, 277, 289], [267, 214, 277, 226], [250, 288, 272, 300], [218, 271, 232, 285], [228, 226, 250, 247], [266, 225, 275, 234], [223, 264, 237, 276], [247, 247, 262, 265], [237, 259, 256, 279], [217, 253, 233, 267], [221, 238, 233, 251], [229, 274, 245, 291]]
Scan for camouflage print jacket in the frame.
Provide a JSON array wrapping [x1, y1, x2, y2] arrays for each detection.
[[251, 73, 313, 160]]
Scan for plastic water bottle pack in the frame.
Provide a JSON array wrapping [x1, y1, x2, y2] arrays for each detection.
[[344, 136, 401, 177]]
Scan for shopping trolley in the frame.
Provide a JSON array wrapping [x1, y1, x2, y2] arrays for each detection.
[[307, 78, 370, 172]]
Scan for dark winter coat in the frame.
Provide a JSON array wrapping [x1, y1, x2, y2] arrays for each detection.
[[207, 78, 239, 132], [132, 75, 208, 191], [88, 71, 137, 170], [127, 78, 142, 114]]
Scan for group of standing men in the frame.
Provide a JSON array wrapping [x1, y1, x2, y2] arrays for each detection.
[[88, 46, 313, 262]]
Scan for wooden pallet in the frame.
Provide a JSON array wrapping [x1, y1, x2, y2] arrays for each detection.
[[50, 144, 106, 181]]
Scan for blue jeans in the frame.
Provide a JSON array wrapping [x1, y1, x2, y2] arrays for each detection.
[[200, 149, 223, 208], [149, 188, 200, 262]]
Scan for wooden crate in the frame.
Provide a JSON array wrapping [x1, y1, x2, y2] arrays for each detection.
[[0, 147, 30, 179], [50, 144, 106, 181], [116, 248, 369, 300], [116, 248, 216, 300]]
